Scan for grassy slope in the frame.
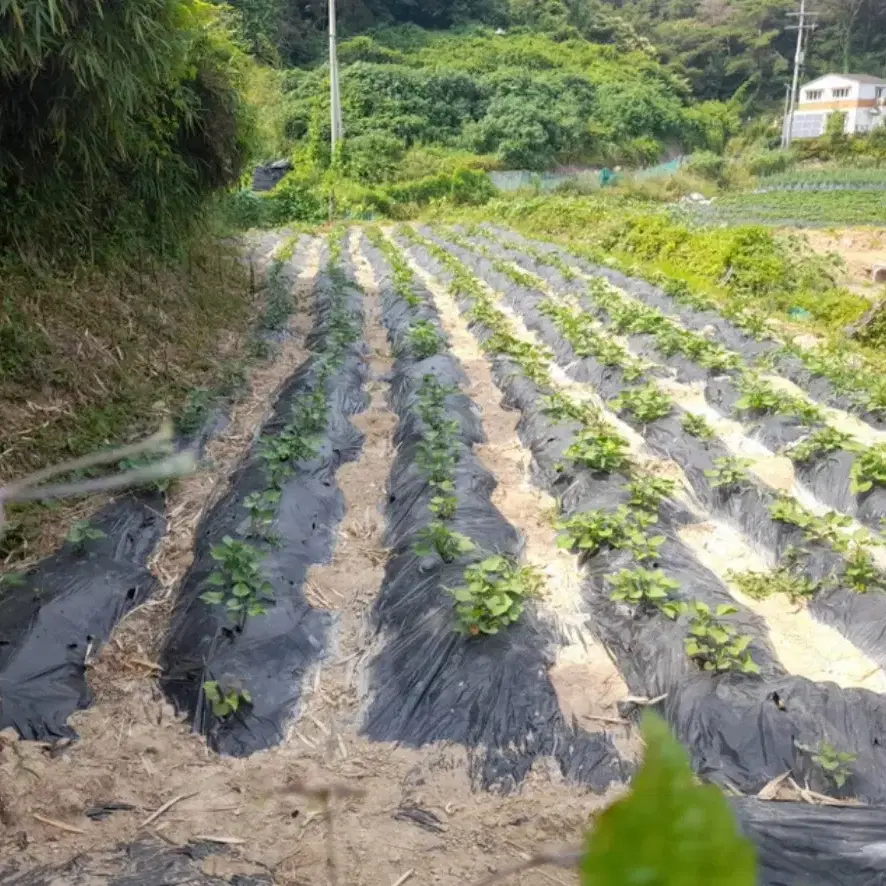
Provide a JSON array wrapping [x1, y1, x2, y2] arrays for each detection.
[[0, 241, 258, 564]]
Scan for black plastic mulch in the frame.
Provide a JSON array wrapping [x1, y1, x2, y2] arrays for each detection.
[[159, 248, 370, 755], [359, 233, 633, 793]]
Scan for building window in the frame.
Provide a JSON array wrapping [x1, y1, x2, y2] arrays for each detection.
[[805, 89, 824, 100], [832, 87, 850, 98]]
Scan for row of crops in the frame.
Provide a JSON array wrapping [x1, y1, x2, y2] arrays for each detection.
[[6, 223, 886, 884], [407, 225, 886, 718], [688, 189, 886, 227], [380, 224, 886, 881], [756, 167, 886, 191]]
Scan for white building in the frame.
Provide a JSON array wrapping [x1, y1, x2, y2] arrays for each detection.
[[791, 73, 886, 139]]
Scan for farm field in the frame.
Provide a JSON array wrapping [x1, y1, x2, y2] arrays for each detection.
[[693, 189, 886, 228], [5, 224, 886, 885]]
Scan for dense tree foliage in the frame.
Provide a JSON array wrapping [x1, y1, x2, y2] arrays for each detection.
[[597, 0, 886, 103], [225, 0, 886, 107], [279, 28, 737, 170], [0, 0, 255, 264]]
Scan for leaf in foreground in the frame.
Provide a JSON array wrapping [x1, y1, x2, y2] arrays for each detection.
[[581, 713, 756, 886]]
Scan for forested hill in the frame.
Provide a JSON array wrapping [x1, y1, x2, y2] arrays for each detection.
[[230, 0, 886, 107]]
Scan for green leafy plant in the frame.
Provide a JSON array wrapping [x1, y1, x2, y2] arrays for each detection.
[[627, 474, 677, 515], [735, 376, 821, 424], [842, 545, 886, 593], [705, 457, 753, 490], [538, 299, 638, 375], [682, 412, 716, 440], [416, 426, 460, 485], [449, 555, 543, 636], [203, 680, 252, 719], [260, 430, 319, 487], [683, 602, 760, 675], [609, 300, 666, 336], [730, 567, 819, 602], [414, 521, 475, 563], [768, 495, 852, 550], [542, 392, 599, 426], [850, 444, 886, 494], [609, 567, 680, 612], [66, 520, 106, 552], [612, 384, 673, 424], [563, 427, 630, 474], [788, 427, 856, 463], [243, 489, 281, 538], [580, 713, 756, 886], [200, 536, 275, 626], [796, 740, 857, 789], [260, 390, 329, 488], [651, 323, 738, 373], [407, 320, 443, 359], [556, 506, 663, 561], [429, 491, 458, 519], [367, 227, 423, 307]]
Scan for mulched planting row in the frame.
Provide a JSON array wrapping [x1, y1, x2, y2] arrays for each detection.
[[159, 238, 369, 755], [482, 224, 886, 429], [430, 227, 886, 677], [359, 231, 631, 793], [0, 240, 310, 743], [464, 226, 886, 535], [400, 228, 886, 802]]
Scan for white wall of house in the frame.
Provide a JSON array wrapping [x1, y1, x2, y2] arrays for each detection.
[[792, 73, 886, 138]]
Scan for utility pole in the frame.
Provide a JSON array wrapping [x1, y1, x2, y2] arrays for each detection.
[[781, 84, 792, 148], [328, 0, 343, 155], [328, 0, 343, 221], [784, 0, 818, 148]]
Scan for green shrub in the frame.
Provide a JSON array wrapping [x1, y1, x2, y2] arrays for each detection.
[[744, 148, 796, 177], [261, 173, 327, 224], [0, 1, 254, 264], [342, 131, 406, 184], [685, 151, 726, 183], [450, 167, 497, 205]]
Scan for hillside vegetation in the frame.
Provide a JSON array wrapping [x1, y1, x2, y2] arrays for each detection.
[[0, 0, 264, 561], [237, 22, 739, 223], [4, 0, 886, 557], [228, 0, 886, 106]]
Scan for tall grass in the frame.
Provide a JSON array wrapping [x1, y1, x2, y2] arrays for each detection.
[[0, 0, 254, 266]]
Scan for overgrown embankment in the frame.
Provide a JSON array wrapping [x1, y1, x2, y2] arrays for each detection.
[[0, 1, 265, 565]]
